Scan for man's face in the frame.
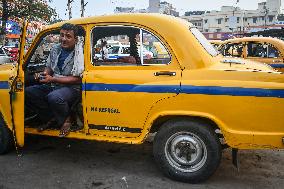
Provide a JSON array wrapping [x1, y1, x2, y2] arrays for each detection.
[[59, 29, 77, 50]]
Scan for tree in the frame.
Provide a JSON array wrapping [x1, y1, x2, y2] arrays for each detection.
[[0, 0, 57, 45]]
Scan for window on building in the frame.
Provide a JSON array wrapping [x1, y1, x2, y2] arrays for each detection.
[[244, 17, 248, 22], [217, 18, 222, 24], [198, 23, 202, 26], [204, 19, 208, 24], [261, 16, 265, 21], [253, 17, 257, 23], [205, 29, 209, 32], [216, 29, 221, 32], [237, 17, 240, 23], [268, 16, 274, 22], [225, 18, 229, 22]]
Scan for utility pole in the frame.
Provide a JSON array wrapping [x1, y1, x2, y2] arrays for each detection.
[[263, 5, 269, 28], [81, 0, 88, 17], [67, 0, 74, 20], [230, 0, 240, 34]]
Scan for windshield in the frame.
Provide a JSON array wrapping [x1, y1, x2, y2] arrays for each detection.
[[190, 27, 219, 57]]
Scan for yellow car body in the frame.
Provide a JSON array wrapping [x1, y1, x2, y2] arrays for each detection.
[[0, 14, 284, 183], [219, 37, 284, 72]]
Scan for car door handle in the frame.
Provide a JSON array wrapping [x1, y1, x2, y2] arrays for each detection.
[[154, 71, 176, 76]]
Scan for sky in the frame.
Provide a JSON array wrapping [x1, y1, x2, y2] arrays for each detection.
[[49, 0, 283, 20]]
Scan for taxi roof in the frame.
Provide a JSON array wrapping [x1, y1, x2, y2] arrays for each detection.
[[47, 13, 193, 29], [223, 37, 284, 45]]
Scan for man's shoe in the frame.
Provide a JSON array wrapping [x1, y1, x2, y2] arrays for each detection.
[[59, 116, 72, 137]]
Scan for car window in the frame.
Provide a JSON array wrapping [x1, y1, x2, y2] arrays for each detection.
[[0, 48, 5, 55], [108, 46, 120, 54], [267, 45, 280, 58], [247, 42, 280, 58], [91, 26, 171, 66], [141, 30, 171, 65], [220, 43, 244, 57], [29, 33, 60, 65], [122, 47, 130, 54], [191, 27, 218, 57]]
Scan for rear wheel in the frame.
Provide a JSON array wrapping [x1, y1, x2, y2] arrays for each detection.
[[153, 119, 222, 183], [0, 118, 13, 154]]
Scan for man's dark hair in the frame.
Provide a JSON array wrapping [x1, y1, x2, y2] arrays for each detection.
[[60, 23, 85, 37]]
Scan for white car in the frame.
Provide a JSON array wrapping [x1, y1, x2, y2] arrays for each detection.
[[107, 45, 153, 59], [0, 46, 11, 64]]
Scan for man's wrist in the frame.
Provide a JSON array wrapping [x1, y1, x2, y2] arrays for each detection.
[[50, 76, 56, 83]]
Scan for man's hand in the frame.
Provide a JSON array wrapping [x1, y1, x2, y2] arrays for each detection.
[[40, 74, 81, 85], [39, 73, 54, 84]]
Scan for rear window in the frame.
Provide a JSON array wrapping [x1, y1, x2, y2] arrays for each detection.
[[191, 28, 218, 57]]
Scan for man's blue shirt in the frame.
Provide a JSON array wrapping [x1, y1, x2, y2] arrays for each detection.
[[58, 48, 73, 72]]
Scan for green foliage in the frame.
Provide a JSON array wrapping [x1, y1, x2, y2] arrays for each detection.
[[0, 0, 57, 43], [1, 0, 57, 22]]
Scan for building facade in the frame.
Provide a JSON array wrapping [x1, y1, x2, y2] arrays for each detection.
[[182, 0, 282, 34], [158, 1, 179, 17], [115, 0, 179, 17], [148, 0, 160, 13], [114, 7, 135, 13]]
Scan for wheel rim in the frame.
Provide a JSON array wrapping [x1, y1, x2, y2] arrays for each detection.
[[165, 131, 207, 173]]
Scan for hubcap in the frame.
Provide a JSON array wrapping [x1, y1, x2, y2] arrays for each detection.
[[165, 132, 207, 173]]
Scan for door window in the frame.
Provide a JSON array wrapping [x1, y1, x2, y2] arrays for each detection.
[[91, 26, 171, 66], [0, 48, 5, 56], [29, 33, 60, 65], [247, 42, 280, 58], [25, 33, 60, 74]]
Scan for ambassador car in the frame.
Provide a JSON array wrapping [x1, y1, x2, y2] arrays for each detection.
[[219, 37, 284, 72], [0, 14, 284, 183]]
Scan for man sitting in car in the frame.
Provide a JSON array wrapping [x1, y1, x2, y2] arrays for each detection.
[[25, 23, 84, 137]]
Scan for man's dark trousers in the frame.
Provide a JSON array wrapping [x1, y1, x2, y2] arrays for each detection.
[[25, 84, 80, 127]]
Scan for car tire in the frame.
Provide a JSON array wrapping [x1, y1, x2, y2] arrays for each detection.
[[0, 118, 13, 155], [153, 119, 222, 183]]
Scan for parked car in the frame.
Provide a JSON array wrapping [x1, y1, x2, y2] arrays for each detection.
[[95, 44, 154, 60], [219, 37, 284, 72], [107, 44, 132, 59], [0, 46, 12, 64], [0, 14, 284, 184]]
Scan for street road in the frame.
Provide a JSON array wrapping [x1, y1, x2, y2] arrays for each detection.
[[0, 135, 283, 189]]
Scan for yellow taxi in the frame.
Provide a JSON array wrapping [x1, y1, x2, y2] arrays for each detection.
[[0, 14, 284, 183], [209, 40, 223, 49], [219, 37, 284, 72]]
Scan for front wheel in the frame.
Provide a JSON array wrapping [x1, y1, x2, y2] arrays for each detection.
[[0, 119, 13, 155], [153, 119, 222, 183]]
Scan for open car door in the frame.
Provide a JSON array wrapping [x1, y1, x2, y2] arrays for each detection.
[[10, 21, 27, 147]]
